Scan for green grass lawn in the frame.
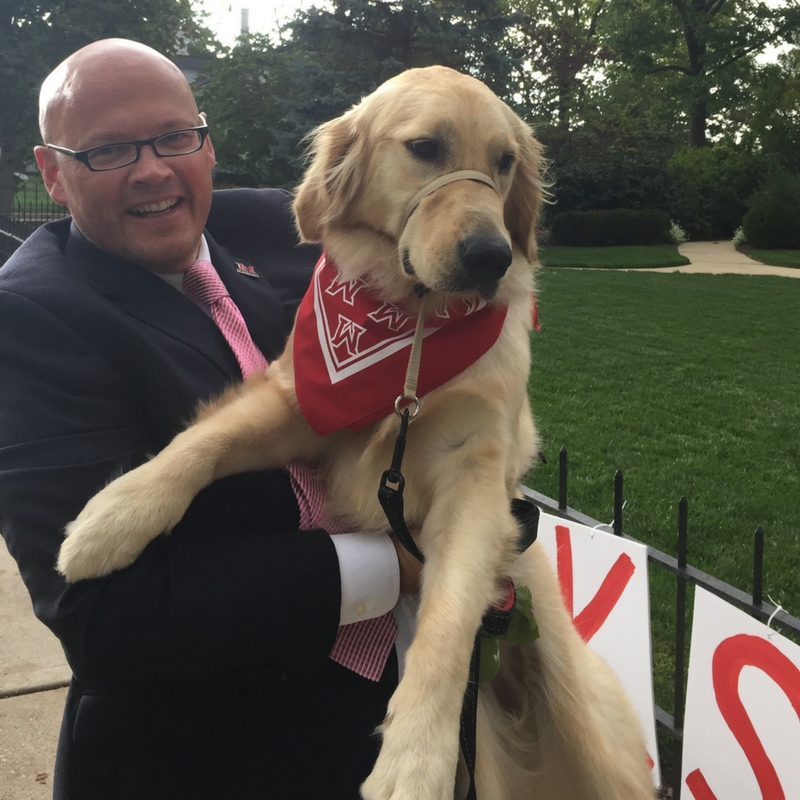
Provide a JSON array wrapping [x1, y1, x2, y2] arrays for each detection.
[[748, 249, 800, 268], [524, 268, 800, 769], [539, 244, 690, 269]]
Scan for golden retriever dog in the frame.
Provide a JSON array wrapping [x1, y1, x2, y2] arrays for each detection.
[[58, 66, 654, 800]]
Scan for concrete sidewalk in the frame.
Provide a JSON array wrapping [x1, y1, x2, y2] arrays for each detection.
[[0, 544, 69, 799], [665, 240, 799, 278]]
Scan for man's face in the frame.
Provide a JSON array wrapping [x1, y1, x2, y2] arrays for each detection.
[[36, 57, 216, 274]]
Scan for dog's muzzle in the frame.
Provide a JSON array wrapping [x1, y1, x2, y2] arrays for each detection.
[[399, 170, 500, 234]]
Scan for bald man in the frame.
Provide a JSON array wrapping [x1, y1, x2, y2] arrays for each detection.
[[0, 39, 414, 799]]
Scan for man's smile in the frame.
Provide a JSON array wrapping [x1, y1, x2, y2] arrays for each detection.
[[128, 197, 182, 217]]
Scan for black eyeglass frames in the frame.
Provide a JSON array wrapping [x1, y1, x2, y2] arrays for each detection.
[[45, 125, 210, 172]]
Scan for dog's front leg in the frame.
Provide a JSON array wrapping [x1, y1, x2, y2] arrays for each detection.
[[58, 369, 321, 582], [362, 471, 518, 800]]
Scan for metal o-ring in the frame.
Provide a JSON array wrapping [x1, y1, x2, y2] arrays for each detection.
[[394, 394, 421, 419]]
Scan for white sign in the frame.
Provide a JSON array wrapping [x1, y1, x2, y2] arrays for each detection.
[[681, 588, 800, 800], [537, 512, 660, 786]]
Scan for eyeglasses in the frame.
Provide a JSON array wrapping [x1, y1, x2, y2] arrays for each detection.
[[45, 125, 210, 172]]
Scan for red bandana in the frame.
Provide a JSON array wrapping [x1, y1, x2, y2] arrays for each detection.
[[293, 255, 509, 435]]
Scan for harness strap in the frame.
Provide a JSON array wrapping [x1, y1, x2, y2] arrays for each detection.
[[400, 170, 499, 233]]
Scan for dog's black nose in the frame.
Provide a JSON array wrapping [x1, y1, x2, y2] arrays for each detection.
[[460, 235, 513, 284]]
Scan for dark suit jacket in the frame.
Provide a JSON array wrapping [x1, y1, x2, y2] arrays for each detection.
[[0, 189, 396, 799]]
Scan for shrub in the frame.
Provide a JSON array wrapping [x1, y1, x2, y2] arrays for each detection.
[[668, 145, 764, 240], [741, 174, 800, 249], [669, 220, 687, 245], [552, 209, 672, 246]]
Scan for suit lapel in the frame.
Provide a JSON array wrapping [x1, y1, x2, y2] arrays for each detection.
[[65, 226, 239, 379], [64, 225, 291, 377]]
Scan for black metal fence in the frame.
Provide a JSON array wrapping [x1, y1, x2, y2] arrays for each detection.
[[520, 446, 800, 799], [1, 180, 66, 264]]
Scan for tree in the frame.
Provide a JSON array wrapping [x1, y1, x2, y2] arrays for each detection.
[[732, 47, 800, 173], [0, 0, 216, 215], [537, 74, 683, 219], [198, 0, 517, 189], [509, 0, 613, 131], [605, 0, 800, 147]]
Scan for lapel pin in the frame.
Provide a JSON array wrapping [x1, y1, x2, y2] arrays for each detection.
[[236, 262, 260, 278]]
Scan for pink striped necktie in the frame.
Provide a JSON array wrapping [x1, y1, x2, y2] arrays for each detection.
[[183, 260, 397, 681], [183, 260, 268, 378]]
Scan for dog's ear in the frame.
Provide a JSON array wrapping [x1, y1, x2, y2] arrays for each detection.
[[504, 117, 545, 262], [293, 108, 370, 243]]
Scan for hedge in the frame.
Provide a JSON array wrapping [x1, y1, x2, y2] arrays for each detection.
[[741, 174, 800, 250], [551, 209, 672, 247]]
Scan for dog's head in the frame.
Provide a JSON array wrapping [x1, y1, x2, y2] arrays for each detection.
[[294, 66, 544, 302]]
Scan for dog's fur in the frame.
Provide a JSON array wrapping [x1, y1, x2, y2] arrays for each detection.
[[58, 67, 654, 800]]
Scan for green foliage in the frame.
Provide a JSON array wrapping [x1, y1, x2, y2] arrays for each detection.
[[668, 144, 764, 239], [199, 0, 518, 189], [509, 0, 614, 129], [535, 86, 682, 219], [723, 51, 800, 175], [551, 209, 671, 246], [198, 0, 800, 218], [198, 36, 302, 188], [742, 174, 800, 249], [602, 0, 800, 147]]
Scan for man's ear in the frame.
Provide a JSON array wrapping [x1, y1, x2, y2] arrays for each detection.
[[34, 146, 68, 207], [199, 111, 216, 168]]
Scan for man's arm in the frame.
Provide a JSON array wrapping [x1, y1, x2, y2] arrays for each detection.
[[0, 286, 343, 689]]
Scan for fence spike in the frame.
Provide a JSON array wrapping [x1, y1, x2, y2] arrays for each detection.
[[613, 469, 623, 536], [753, 525, 764, 608]]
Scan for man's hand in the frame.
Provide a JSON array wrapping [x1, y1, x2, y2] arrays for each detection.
[[392, 536, 423, 595]]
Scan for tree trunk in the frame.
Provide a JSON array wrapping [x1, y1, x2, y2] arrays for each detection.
[[688, 97, 707, 148]]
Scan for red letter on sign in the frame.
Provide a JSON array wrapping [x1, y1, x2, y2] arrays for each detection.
[[554, 525, 636, 643], [685, 634, 800, 800]]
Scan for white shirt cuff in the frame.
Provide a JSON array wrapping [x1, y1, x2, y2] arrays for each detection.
[[330, 532, 400, 625]]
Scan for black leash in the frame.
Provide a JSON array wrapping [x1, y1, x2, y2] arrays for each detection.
[[378, 407, 426, 563], [378, 410, 539, 799]]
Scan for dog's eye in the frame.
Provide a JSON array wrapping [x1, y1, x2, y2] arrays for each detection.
[[498, 152, 515, 174], [406, 139, 439, 161]]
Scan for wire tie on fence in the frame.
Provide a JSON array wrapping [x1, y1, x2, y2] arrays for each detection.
[[590, 523, 608, 539], [766, 595, 785, 634], [605, 501, 627, 538]]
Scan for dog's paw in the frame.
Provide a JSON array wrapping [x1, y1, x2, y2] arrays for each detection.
[[361, 746, 456, 800], [57, 466, 190, 581], [360, 693, 460, 800]]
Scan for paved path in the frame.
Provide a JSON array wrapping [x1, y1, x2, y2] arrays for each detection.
[[0, 545, 68, 799], [665, 240, 799, 278], [0, 236, 797, 797]]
